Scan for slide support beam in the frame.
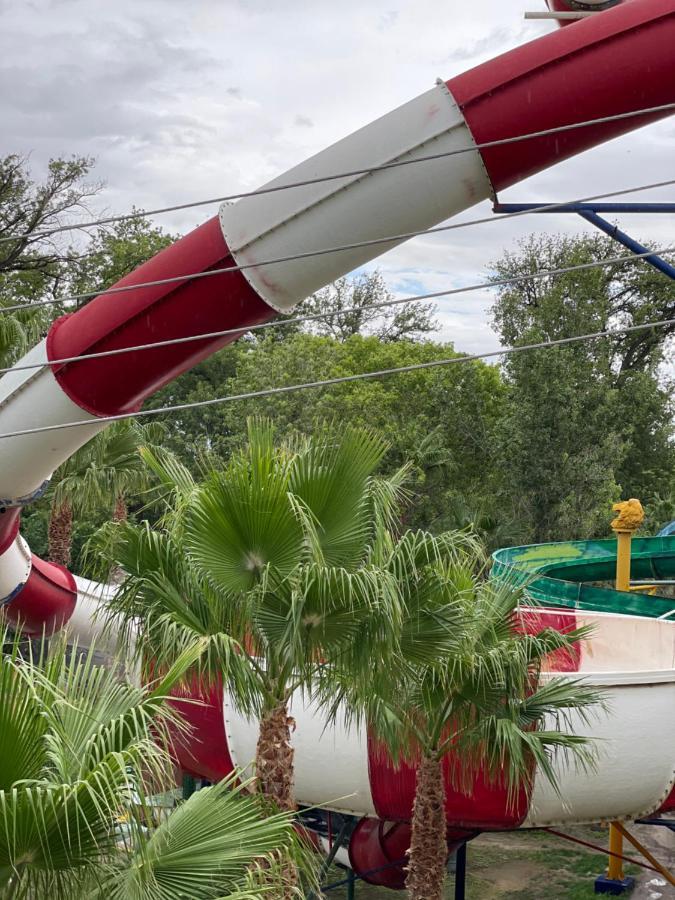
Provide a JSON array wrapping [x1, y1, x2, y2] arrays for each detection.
[[493, 202, 675, 282]]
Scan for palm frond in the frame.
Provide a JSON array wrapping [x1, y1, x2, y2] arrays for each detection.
[[100, 776, 308, 900]]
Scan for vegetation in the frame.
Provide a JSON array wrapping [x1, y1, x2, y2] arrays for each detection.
[[322, 537, 601, 900], [0, 629, 305, 899], [99, 421, 408, 811], [492, 234, 675, 542], [46, 421, 164, 569], [0, 155, 98, 367]]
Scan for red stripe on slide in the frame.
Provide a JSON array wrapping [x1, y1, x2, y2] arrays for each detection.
[[516, 607, 581, 673], [446, 0, 675, 192], [0, 508, 21, 556], [48, 216, 276, 417], [656, 784, 675, 813], [169, 679, 235, 783], [368, 738, 530, 829], [348, 818, 474, 889], [3, 554, 76, 635]]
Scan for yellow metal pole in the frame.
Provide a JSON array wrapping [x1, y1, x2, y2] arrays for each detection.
[[614, 531, 632, 593], [607, 823, 625, 881], [613, 822, 675, 888], [607, 499, 644, 882]]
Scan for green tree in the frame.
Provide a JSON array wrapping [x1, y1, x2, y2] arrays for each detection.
[[0, 154, 101, 367], [285, 270, 438, 342], [64, 214, 175, 306], [325, 537, 601, 900], [492, 233, 675, 542], [0, 629, 303, 899], [47, 421, 163, 569], [150, 334, 505, 531], [101, 420, 406, 810]]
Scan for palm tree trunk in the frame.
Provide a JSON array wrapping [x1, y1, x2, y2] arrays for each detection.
[[109, 493, 128, 584], [112, 493, 128, 523], [405, 752, 447, 900], [255, 701, 295, 811], [48, 500, 73, 568], [255, 701, 297, 898]]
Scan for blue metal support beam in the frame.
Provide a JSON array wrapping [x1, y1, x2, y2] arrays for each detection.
[[454, 841, 468, 900], [494, 203, 675, 214], [493, 202, 675, 282], [578, 210, 675, 281]]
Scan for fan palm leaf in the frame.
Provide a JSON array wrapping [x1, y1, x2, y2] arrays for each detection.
[[103, 417, 410, 821], [97, 776, 307, 900], [0, 629, 215, 898]]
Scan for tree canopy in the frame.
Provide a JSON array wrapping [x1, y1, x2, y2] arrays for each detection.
[[492, 233, 675, 543]]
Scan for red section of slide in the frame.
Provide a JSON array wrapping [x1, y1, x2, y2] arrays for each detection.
[[447, 0, 675, 191], [348, 818, 475, 888], [516, 607, 581, 672], [349, 818, 410, 888], [3, 555, 76, 635], [656, 784, 675, 813], [169, 680, 235, 783], [0, 508, 21, 555], [368, 740, 531, 829], [48, 216, 276, 417]]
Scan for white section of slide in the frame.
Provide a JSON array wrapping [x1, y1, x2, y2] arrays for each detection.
[[524, 671, 675, 826], [67, 576, 140, 683], [575, 610, 675, 674], [68, 576, 120, 653], [0, 535, 31, 602], [534, 607, 675, 674], [0, 341, 104, 501], [224, 692, 377, 816], [219, 82, 491, 312]]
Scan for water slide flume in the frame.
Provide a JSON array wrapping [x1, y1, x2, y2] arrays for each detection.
[[0, 0, 673, 871]]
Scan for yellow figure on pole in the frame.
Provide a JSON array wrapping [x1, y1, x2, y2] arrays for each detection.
[[607, 499, 644, 884]]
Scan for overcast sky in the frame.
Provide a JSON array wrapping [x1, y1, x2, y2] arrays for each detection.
[[1, 0, 673, 354]]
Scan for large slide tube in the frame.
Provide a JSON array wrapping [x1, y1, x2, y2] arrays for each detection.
[[168, 610, 675, 828], [0, 0, 673, 831]]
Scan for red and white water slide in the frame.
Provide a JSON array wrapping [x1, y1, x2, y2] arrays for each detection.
[[1, 0, 674, 878]]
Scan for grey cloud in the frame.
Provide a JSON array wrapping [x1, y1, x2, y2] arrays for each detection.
[[294, 115, 314, 128], [441, 25, 527, 64], [378, 10, 399, 30]]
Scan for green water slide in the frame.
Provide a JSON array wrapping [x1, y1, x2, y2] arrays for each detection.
[[492, 535, 675, 619]]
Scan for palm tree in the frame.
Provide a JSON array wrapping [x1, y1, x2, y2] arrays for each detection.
[[103, 419, 409, 814], [0, 626, 304, 899], [324, 534, 603, 900], [47, 420, 163, 568]]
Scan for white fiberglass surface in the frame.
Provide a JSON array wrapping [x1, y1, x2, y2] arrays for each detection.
[[220, 83, 490, 311], [0, 536, 31, 601], [524, 678, 675, 825], [224, 691, 377, 816], [534, 607, 675, 676], [0, 341, 103, 501]]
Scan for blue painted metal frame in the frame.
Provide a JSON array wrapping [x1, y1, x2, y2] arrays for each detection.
[[493, 202, 675, 281]]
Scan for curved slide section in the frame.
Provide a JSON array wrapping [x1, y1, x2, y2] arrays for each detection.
[[0, 0, 673, 835], [170, 605, 675, 828], [492, 534, 675, 618]]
